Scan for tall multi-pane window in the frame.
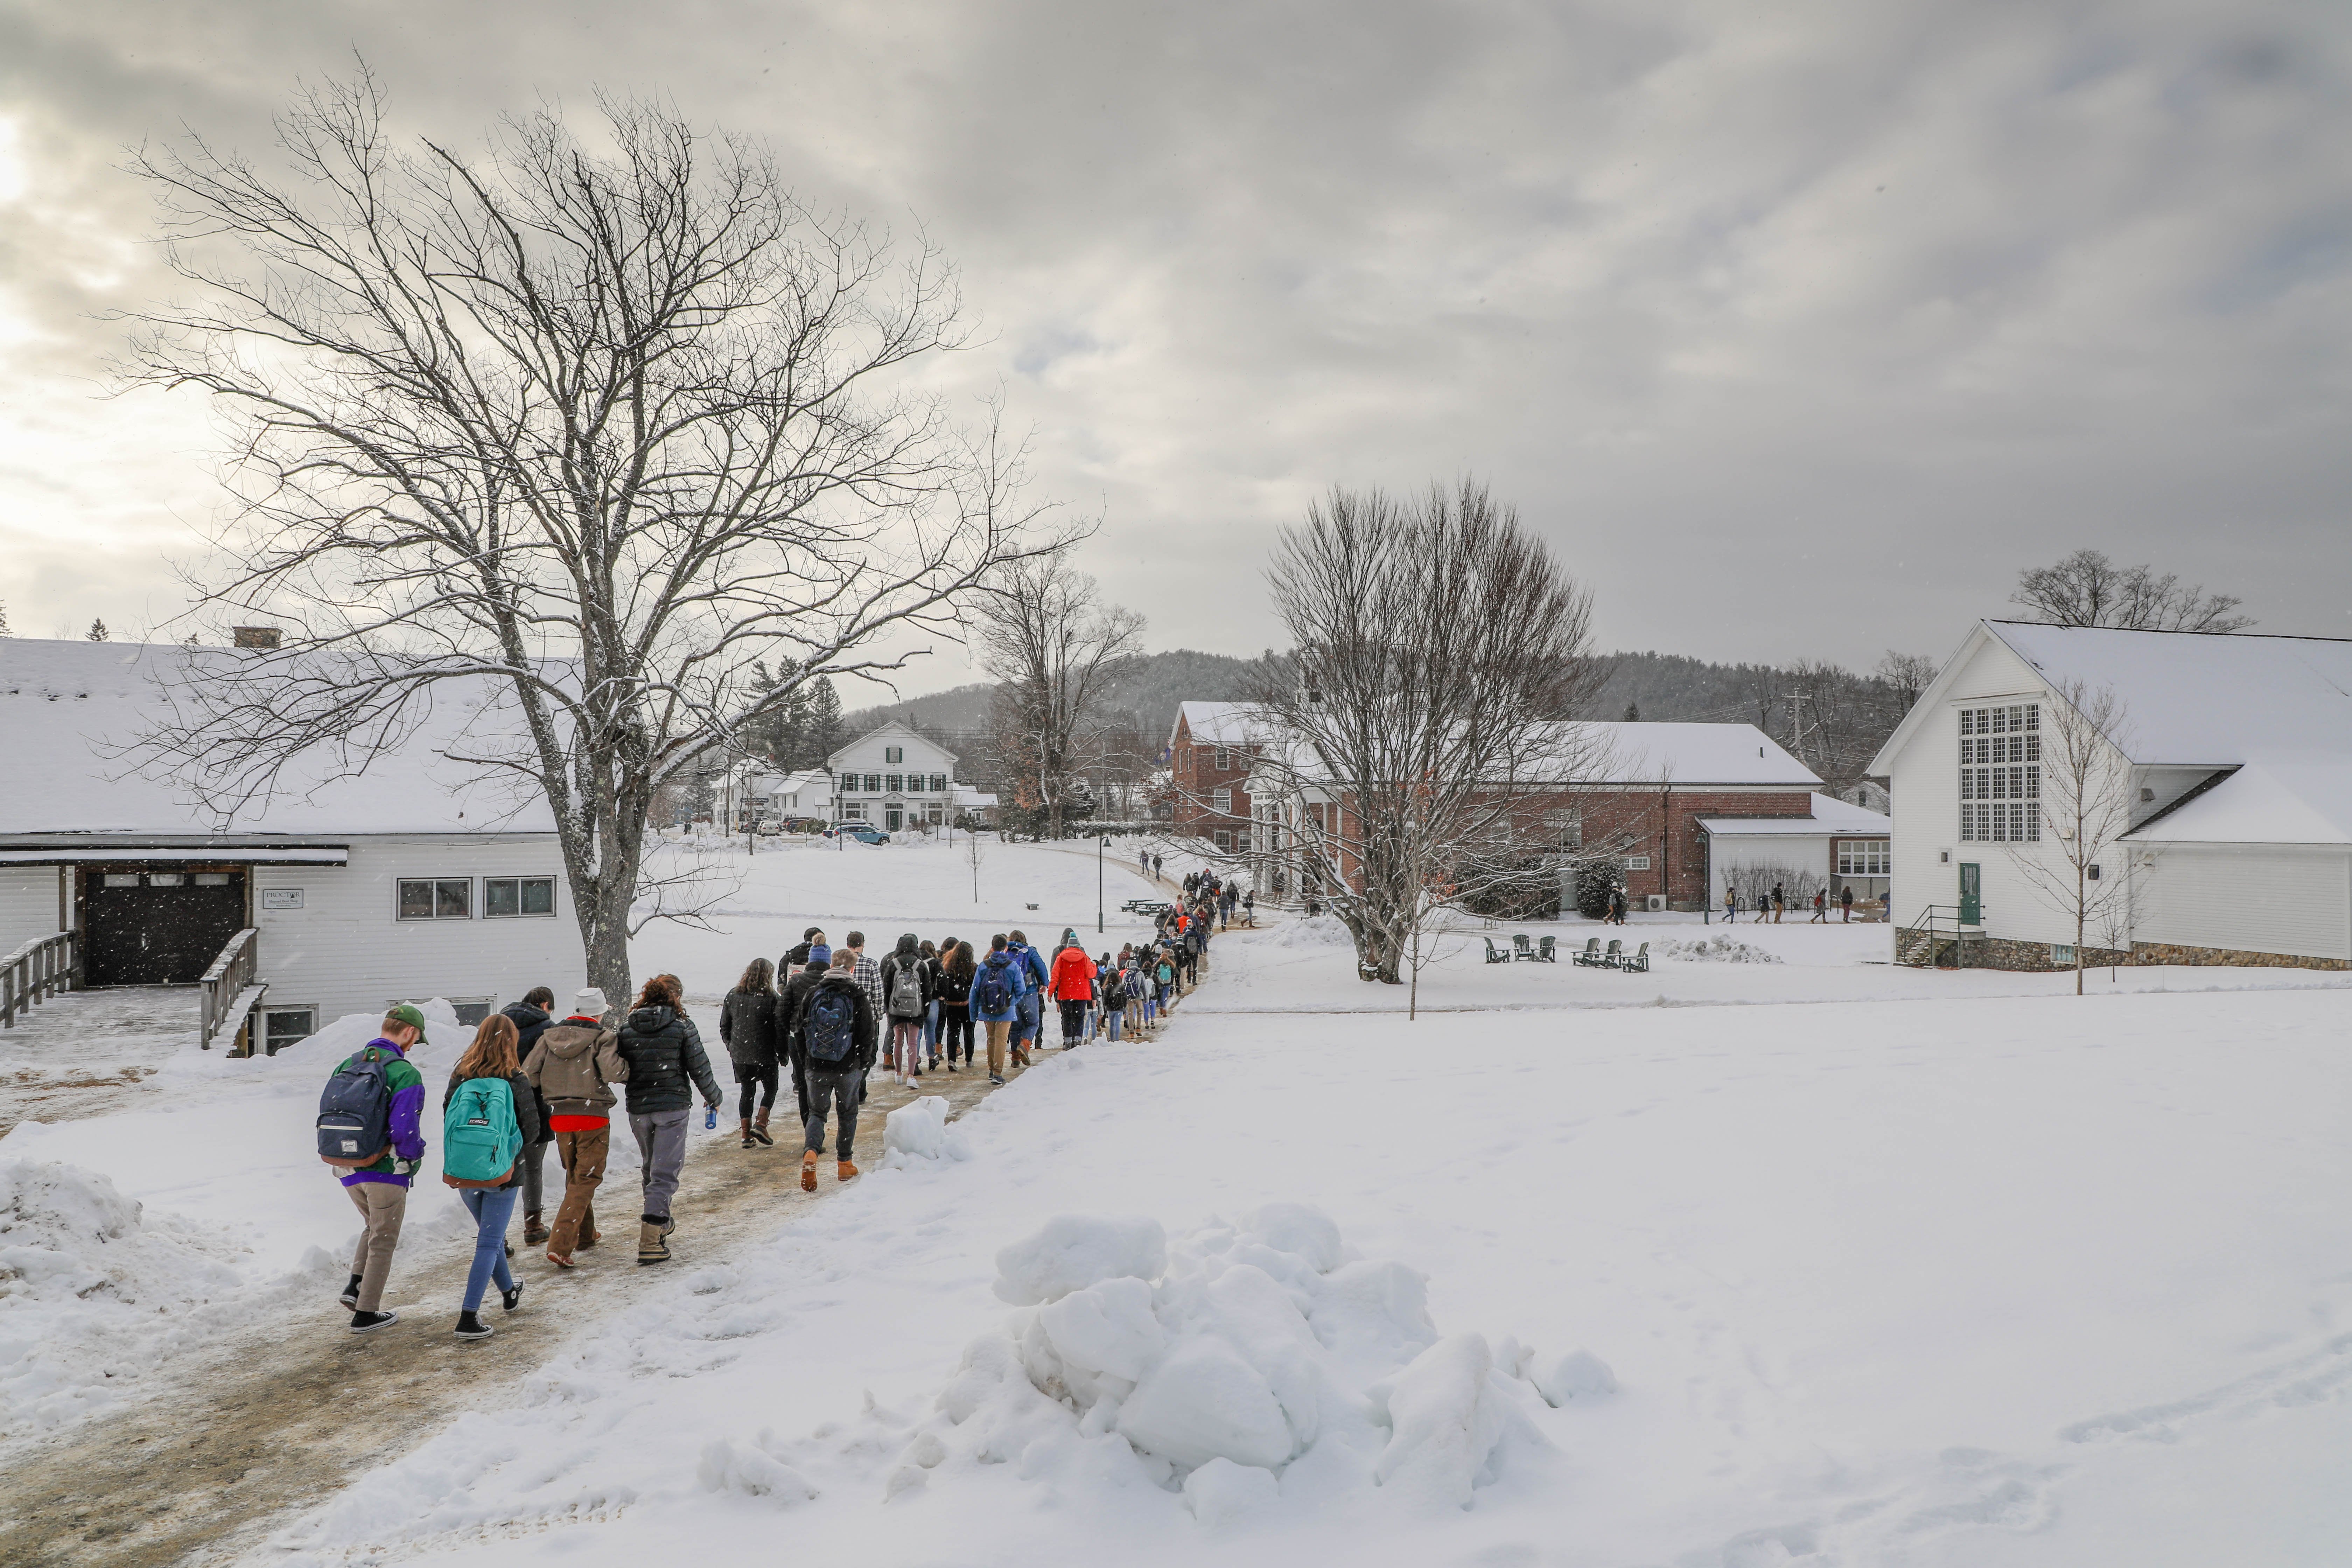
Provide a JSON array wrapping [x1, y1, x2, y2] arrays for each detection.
[[1837, 841, 1891, 876], [1212, 787, 1234, 814], [1958, 704, 2041, 842]]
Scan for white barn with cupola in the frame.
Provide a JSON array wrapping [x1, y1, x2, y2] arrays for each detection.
[[0, 638, 584, 1051], [1871, 620, 2352, 970], [826, 721, 960, 833]]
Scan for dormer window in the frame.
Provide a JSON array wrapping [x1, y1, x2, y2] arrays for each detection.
[[885, 745, 903, 764]]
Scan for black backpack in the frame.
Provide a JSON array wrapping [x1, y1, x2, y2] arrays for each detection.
[[317, 1046, 395, 1167], [805, 986, 858, 1065], [975, 954, 1014, 1015]]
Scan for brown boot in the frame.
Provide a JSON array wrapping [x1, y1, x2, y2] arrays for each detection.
[[801, 1150, 819, 1192], [836, 1159, 859, 1183], [523, 1211, 549, 1246], [637, 1218, 670, 1266], [740, 1117, 756, 1149], [750, 1110, 774, 1147]]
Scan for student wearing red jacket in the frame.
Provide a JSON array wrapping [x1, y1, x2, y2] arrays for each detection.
[[1048, 932, 1098, 1051]]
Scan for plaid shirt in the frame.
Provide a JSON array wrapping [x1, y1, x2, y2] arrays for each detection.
[[853, 951, 884, 1022]]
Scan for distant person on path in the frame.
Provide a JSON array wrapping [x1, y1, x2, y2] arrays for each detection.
[[441, 1013, 540, 1340], [1840, 885, 1854, 922], [937, 939, 976, 1070], [1007, 930, 1048, 1067], [1050, 931, 1097, 1050], [880, 933, 932, 1085], [1771, 882, 1786, 923], [615, 974, 724, 1266], [972, 934, 1024, 1084], [1609, 887, 1628, 925], [1810, 888, 1827, 923], [1152, 852, 1163, 880], [321, 1003, 429, 1333], [1241, 889, 1255, 926], [499, 987, 558, 1245], [1724, 886, 1737, 924], [523, 989, 628, 1269], [794, 950, 876, 1189], [1138, 846, 1149, 877], [719, 958, 781, 1149]]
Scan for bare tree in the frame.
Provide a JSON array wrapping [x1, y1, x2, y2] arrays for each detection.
[[961, 812, 986, 902], [119, 76, 1051, 1003], [975, 544, 1145, 840], [1252, 480, 1605, 992], [2013, 549, 2252, 632], [1875, 651, 1937, 719], [2010, 678, 2134, 996]]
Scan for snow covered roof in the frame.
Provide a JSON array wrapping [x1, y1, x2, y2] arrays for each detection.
[[1170, 701, 1274, 751], [1556, 722, 1819, 787], [0, 638, 556, 839], [2126, 763, 2352, 846], [827, 718, 959, 770], [1699, 793, 1892, 838]]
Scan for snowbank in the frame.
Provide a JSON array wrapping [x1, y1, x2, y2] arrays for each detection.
[[1656, 935, 1783, 964], [909, 1205, 1590, 1516], [1273, 914, 1352, 949]]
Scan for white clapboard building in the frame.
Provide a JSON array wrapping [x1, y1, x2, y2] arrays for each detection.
[[827, 721, 960, 833], [1871, 620, 2352, 970], [0, 638, 583, 1050]]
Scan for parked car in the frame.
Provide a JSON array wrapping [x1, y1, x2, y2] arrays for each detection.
[[825, 822, 891, 845]]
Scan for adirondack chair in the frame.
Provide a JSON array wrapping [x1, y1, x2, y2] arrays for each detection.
[[1571, 937, 1605, 967], [1513, 934, 1535, 960], [1620, 941, 1651, 974], [1483, 937, 1512, 964], [1600, 938, 1624, 969], [1535, 935, 1558, 963]]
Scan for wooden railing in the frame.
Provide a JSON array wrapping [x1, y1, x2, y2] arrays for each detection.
[[198, 928, 261, 1052], [1, 931, 79, 1028]]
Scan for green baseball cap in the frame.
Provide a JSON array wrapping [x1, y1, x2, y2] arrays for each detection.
[[384, 1002, 429, 1038]]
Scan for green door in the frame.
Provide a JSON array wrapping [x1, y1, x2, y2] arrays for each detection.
[[1958, 862, 1981, 925]]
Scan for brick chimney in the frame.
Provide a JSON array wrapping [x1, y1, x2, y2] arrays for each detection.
[[231, 626, 282, 650]]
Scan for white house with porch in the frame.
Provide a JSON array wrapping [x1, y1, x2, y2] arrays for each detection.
[[1870, 620, 2352, 970], [827, 721, 960, 833], [0, 638, 584, 1052]]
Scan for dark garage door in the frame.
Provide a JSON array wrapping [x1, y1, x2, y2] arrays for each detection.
[[82, 869, 247, 987]]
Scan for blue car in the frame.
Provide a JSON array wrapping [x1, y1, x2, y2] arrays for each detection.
[[826, 823, 891, 845]]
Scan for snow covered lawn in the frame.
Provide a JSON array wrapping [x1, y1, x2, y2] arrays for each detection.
[[255, 884, 2350, 1566]]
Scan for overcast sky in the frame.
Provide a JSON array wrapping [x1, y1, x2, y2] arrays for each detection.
[[2, 1, 2347, 696]]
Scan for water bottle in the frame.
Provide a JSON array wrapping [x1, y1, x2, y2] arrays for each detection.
[[705, 1106, 717, 1130]]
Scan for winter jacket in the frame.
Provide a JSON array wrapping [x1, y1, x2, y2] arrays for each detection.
[[937, 958, 974, 1010], [969, 950, 1026, 1023], [1049, 945, 1098, 1002], [849, 950, 884, 1022], [1007, 943, 1049, 1003], [615, 1005, 724, 1114], [441, 1069, 545, 1189], [789, 973, 877, 1075], [719, 988, 780, 1068], [337, 1038, 427, 1189], [878, 939, 933, 1020], [500, 1002, 556, 1134], [777, 962, 828, 1073], [524, 1018, 630, 1121]]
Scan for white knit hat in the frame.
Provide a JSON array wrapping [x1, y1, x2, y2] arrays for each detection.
[[571, 987, 609, 1017]]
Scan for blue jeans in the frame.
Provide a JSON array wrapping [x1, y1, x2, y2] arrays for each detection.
[[1106, 1006, 1122, 1042], [461, 1186, 518, 1312], [1014, 994, 1039, 1045], [922, 999, 940, 1056]]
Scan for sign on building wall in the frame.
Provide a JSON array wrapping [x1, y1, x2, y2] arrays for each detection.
[[261, 888, 305, 910]]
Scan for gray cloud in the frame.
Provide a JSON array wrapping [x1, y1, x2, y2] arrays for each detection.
[[0, 0, 2346, 679]]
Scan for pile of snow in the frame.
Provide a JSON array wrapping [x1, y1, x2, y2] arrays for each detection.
[[882, 1095, 964, 1163], [1656, 935, 1783, 964], [861, 1205, 1609, 1519], [0, 1160, 251, 1436], [1274, 915, 1353, 949]]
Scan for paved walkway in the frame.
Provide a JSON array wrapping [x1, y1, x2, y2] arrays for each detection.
[[0, 986, 194, 1137]]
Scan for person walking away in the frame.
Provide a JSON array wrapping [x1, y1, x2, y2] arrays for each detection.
[[1840, 884, 1854, 922], [1810, 888, 1827, 924], [794, 950, 876, 1189], [919, 939, 944, 1069], [1097, 953, 1120, 1042], [778, 954, 827, 1122], [1724, 885, 1736, 924], [1152, 852, 1163, 880], [782, 926, 826, 973], [499, 987, 558, 1244], [1772, 882, 1785, 923], [614, 974, 723, 1266], [1124, 958, 1147, 1036], [971, 934, 1023, 1084], [523, 990, 628, 1268], [1006, 930, 1047, 1067], [318, 1003, 429, 1332], [1050, 934, 1097, 1050], [720, 958, 782, 1148], [937, 940, 976, 1070], [879, 933, 931, 1086], [1155, 950, 1176, 1015], [441, 1014, 541, 1339], [845, 932, 886, 1066]]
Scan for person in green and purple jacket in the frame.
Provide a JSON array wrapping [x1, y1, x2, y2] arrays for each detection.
[[336, 1003, 429, 1332]]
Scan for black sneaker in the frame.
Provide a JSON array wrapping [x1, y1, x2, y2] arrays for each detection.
[[350, 1309, 398, 1333], [989, 1073, 1005, 1085], [500, 1282, 523, 1313], [454, 1311, 494, 1340], [338, 1273, 362, 1310]]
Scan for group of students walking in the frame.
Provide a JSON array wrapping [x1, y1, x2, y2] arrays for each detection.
[[1721, 882, 1858, 923], [318, 978, 724, 1338], [316, 868, 1241, 1341]]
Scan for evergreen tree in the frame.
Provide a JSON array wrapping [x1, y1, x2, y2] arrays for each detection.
[[0, 599, 12, 636], [1623, 700, 1639, 721], [806, 676, 844, 765], [87, 618, 108, 642]]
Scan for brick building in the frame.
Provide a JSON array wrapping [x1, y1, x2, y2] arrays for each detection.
[[1241, 720, 1828, 911], [1165, 701, 1271, 849]]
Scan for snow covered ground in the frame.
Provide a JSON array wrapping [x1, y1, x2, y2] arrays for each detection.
[[6, 838, 2351, 1564]]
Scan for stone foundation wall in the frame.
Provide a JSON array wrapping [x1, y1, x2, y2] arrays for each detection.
[[2128, 941, 2348, 972], [1899, 931, 2346, 972]]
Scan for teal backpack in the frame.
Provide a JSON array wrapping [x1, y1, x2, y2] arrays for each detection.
[[442, 1075, 521, 1189]]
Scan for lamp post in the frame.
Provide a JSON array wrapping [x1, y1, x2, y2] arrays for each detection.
[[1098, 836, 1111, 935]]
